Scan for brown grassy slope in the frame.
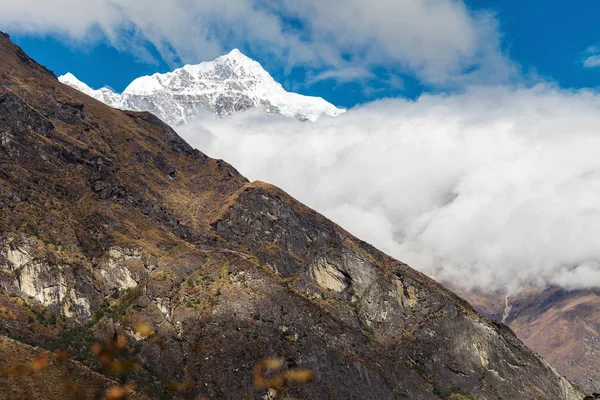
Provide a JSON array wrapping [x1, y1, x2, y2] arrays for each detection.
[[0, 29, 248, 254], [0, 335, 149, 400]]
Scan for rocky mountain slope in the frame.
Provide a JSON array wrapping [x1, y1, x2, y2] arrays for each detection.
[[457, 287, 600, 394], [58, 42, 600, 400], [58, 49, 345, 126], [0, 32, 585, 399]]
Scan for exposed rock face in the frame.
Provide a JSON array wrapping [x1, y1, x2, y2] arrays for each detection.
[[457, 287, 600, 394], [1, 238, 93, 321], [211, 183, 584, 399], [97, 247, 156, 292], [0, 31, 585, 399]]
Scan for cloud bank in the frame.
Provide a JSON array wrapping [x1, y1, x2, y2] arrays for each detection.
[[0, 0, 515, 85], [180, 85, 600, 293]]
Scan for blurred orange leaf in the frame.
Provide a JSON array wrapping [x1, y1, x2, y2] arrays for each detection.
[[31, 354, 50, 371], [116, 335, 128, 349], [135, 322, 154, 338], [92, 343, 112, 365], [285, 369, 315, 383], [261, 358, 283, 370], [253, 358, 316, 391], [162, 378, 195, 393], [255, 375, 286, 390], [106, 383, 135, 400], [53, 350, 70, 362], [106, 360, 141, 374], [63, 382, 83, 395]]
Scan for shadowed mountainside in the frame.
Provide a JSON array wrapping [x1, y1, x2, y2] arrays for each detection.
[[0, 31, 585, 399]]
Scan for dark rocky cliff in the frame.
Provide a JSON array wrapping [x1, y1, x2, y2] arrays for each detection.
[[0, 32, 583, 399]]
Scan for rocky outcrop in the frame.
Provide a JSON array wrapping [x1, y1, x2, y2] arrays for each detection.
[[96, 247, 157, 292], [0, 238, 93, 321], [212, 182, 584, 399], [0, 32, 586, 399]]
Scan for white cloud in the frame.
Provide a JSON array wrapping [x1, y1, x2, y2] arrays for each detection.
[[179, 84, 600, 293], [584, 55, 600, 68], [582, 44, 600, 68], [0, 0, 516, 85], [309, 67, 376, 84]]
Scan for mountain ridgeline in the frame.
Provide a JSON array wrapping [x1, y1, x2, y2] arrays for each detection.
[[0, 32, 586, 399], [59, 50, 345, 125]]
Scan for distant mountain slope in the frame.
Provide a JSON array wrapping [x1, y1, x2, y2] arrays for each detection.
[[0, 31, 584, 399], [457, 287, 600, 394], [59, 49, 345, 126]]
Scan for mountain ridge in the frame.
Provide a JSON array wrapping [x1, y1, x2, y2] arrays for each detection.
[[0, 31, 586, 399], [59, 49, 345, 126]]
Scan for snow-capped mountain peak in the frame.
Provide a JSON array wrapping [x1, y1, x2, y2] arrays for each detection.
[[59, 72, 92, 93], [59, 72, 122, 105], [216, 48, 257, 66], [59, 49, 345, 126]]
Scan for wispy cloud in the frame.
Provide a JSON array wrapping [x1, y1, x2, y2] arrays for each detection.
[[308, 67, 375, 84], [582, 45, 600, 68], [584, 55, 600, 68], [0, 0, 518, 87]]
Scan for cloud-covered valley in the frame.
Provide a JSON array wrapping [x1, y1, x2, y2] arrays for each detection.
[[180, 84, 600, 293]]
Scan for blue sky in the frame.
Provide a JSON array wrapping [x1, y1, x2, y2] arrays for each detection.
[[466, 0, 600, 90], [4, 1, 600, 108]]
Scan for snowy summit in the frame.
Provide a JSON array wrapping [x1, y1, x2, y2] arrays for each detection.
[[59, 49, 345, 126]]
